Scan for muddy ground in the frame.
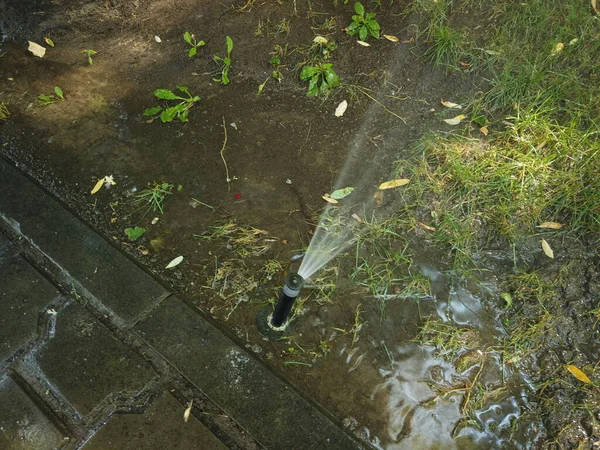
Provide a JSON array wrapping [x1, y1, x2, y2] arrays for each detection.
[[1, 0, 599, 448]]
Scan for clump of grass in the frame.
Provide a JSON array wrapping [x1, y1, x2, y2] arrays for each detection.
[[133, 182, 174, 216], [194, 220, 275, 258], [424, 24, 465, 67], [0, 102, 9, 120]]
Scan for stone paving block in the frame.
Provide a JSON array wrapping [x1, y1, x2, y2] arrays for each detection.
[[0, 231, 10, 252], [0, 255, 59, 363], [83, 391, 228, 449], [0, 374, 69, 449], [135, 297, 362, 450], [36, 301, 156, 416], [0, 159, 169, 325]]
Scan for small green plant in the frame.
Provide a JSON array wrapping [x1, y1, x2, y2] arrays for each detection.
[[38, 87, 65, 106], [346, 2, 380, 41], [143, 86, 201, 123], [0, 102, 9, 120], [299, 63, 340, 96], [424, 24, 463, 66], [183, 32, 205, 57], [134, 182, 174, 215], [257, 55, 284, 95], [82, 49, 97, 65], [213, 36, 234, 85], [124, 226, 147, 241]]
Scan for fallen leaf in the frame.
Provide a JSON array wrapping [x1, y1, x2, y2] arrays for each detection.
[[351, 213, 364, 223], [593, 0, 599, 13], [356, 40, 370, 47], [418, 222, 436, 231], [313, 35, 328, 45], [373, 190, 384, 207], [383, 34, 399, 42], [335, 100, 348, 117], [569, 38, 579, 46], [166, 255, 184, 269], [154, 35, 162, 43], [103, 175, 116, 189], [541, 239, 554, 258], [44, 37, 55, 47], [480, 126, 489, 136], [184, 400, 193, 422], [441, 99, 462, 109], [537, 222, 564, 230], [28, 41, 46, 58], [459, 61, 470, 67], [567, 365, 591, 384], [322, 195, 338, 204], [443, 114, 467, 125], [91, 178, 105, 194], [551, 42, 564, 56], [378, 179, 410, 190], [330, 186, 354, 200]]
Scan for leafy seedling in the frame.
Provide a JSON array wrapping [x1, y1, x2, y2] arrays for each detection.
[[183, 32, 205, 57], [143, 86, 201, 123], [125, 226, 147, 241], [299, 63, 340, 96], [258, 55, 284, 95], [82, 49, 97, 65], [38, 87, 65, 106], [213, 36, 234, 85], [346, 2, 381, 41]]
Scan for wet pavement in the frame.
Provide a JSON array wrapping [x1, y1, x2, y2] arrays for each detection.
[[0, 156, 363, 449]]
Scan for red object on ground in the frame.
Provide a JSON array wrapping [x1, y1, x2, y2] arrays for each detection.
[[234, 193, 242, 199]]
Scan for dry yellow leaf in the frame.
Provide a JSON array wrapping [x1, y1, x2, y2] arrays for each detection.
[[90, 178, 105, 195], [383, 35, 399, 42], [551, 42, 564, 56], [184, 400, 193, 422], [27, 41, 46, 58], [541, 239, 554, 258], [567, 365, 591, 384], [441, 99, 462, 109], [419, 222, 436, 231], [313, 35, 328, 45], [373, 190, 384, 207], [537, 222, 564, 230], [443, 114, 466, 125], [322, 195, 338, 204], [378, 179, 410, 190], [44, 37, 55, 47], [480, 126, 489, 136], [356, 40, 370, 47]]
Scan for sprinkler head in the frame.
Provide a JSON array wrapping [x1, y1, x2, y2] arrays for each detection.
[[270, 273, 305, 329]]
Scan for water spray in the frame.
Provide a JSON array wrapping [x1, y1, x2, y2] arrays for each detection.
[[270, 273, 304, 329]]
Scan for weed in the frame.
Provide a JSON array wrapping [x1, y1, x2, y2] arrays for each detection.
[[213, 36, 234, 85], [332, 304, 366, 348], [183, 32, 205, 57], [299, 62, 340, 96], [0, 102, 9, 120], [124, 226, 147, 241], [346, 2, 380, 41], [274, 18, 291, 36], [133, 182, 174, 216], [38, 87, 65, 106], [424, 24, 464, 67], [143, 86, 201, 123], [81, 49, 97, 65], [261, 259, 283, 281]]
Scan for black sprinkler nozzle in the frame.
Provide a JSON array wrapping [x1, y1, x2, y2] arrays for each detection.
[[270, 273, 305, 329]]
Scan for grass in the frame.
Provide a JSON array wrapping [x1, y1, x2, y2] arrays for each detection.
[[133, 182, 174, 216], [0, 102, 9, 120], [194, 220, 275, 259]]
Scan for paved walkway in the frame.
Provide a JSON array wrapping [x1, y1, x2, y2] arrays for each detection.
[[0, 157, 363, 450]]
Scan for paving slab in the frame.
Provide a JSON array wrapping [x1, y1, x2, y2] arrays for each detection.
[[0, 374, 69, 450], [36, 301, 156, 417], [0, 158, 169, 326], [0, 255, 60, 363], [0, 231, 10, 252], [135, 297, 362, 450], [83, 391, 228, 449]]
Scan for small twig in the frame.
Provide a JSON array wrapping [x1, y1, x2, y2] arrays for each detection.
[[219, 116, 231, 191], [352, 85, 407, 124]]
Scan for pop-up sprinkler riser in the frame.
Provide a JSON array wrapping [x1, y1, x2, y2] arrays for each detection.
[[270, 273, 305, 329]]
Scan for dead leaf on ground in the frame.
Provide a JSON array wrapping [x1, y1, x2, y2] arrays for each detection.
[[551, 42, 565, 56], [91, 178, 105, 195], [443, 114, 467, 125], [373, 190, 384, 207], [378, 179, 410, 190], [537, 222, 564, 230], [419, 222, 436, 231], [335, 100, 348, 117], [541, 239, 554, 258], [165, 255, 184, 269], [356, 40, 370, 47], [322, 195, 338, 204], [184, 400, 193, 422], [567, 365, 591, 384], [383, 35, 399, 42], [28, 41, 46, 58], [480, 126, 489, 136], [44, 37, 55, 47], [330, 186, 354, 199], [593, 0, 599, 13], [441, 99, 462, 109]]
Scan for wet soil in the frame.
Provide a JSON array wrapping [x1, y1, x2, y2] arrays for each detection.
[[1, 0, 599, 448]]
